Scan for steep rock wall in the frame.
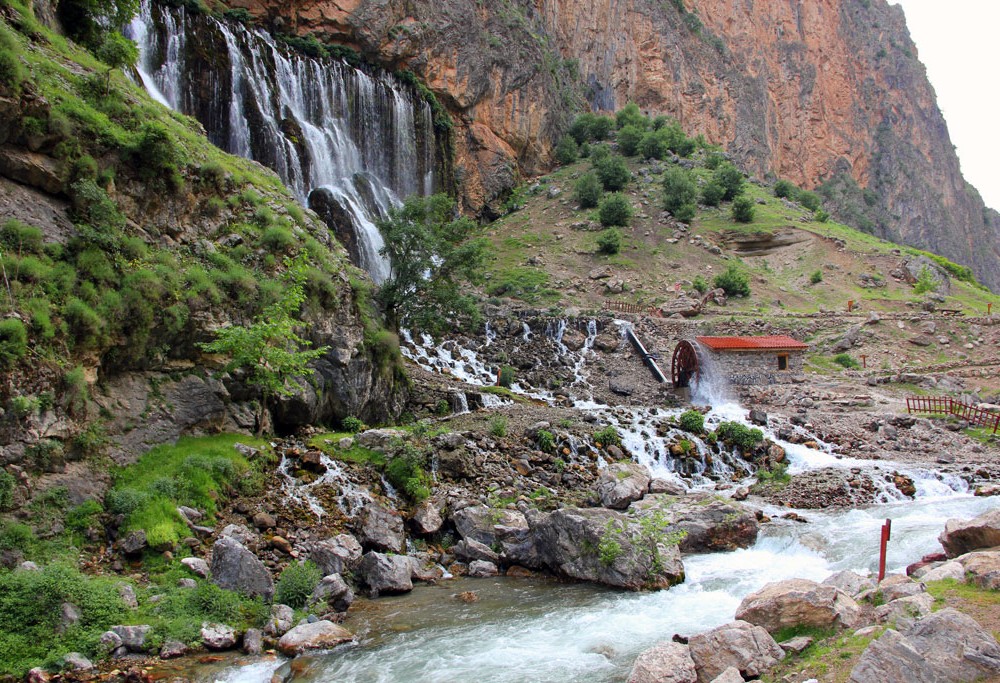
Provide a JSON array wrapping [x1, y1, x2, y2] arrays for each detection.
[[225, 0, 1000, 291]]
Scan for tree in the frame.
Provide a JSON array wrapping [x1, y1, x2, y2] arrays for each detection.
[[713, 263, 751, 297], [662, 167, 697, 219], [598, 194, 633, 227], [731, 195, 755, 223], [798, 190, 822, 212], [701, 181, 725, 207], [713, 162, 745, 201], [554, 135, 578, 165], [597, 227, 623, 254], [773, 179, 798, 199], [376, 193, 487, 334], [96, 32, 138, 94], [617, 125, 644, 157], [595, 155, 631, 191], [59, 0, 140, 51], [575, 172, 603, 208], [616, 103, 648, 130], [639, 131, 667, 160], [199, 257, 329, 435], [568, 113, 596, 144]]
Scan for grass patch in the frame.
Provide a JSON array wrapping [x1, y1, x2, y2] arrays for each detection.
[[925, 578, 1000, 609], [308, 432, 386, 467]]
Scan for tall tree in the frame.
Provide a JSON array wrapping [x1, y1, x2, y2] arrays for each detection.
[[376, 194, 487, 335], [199, 257, 328, 435]]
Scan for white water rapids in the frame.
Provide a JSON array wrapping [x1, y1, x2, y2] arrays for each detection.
[[208, 322, 997, 682]]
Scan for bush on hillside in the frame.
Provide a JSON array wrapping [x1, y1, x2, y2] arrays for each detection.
[[595, 155, 631, 191], [598, 194, 633, 228], [615, 103, 648, 130], [713, 162, 745, 201], [617, 125, 644, 157], [596, 227, 624, 254], [713, 263, 750, 297], [274, 561, 322, 608], [575, 172, 603, 209], [554, 135, 578, 165], [731, 195, 755, 223], [662, 167, 697, 219], [701, 181, 725, 207], [773, 179, 798, 199], [798, 190, 822, 212]]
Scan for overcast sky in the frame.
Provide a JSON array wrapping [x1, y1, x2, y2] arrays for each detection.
[[893, 0, 1000, 210]]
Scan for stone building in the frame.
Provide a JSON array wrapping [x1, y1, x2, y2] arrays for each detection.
[[671, 336, 809, 388]]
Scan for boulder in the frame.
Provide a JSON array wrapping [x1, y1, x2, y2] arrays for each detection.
[[597, 463, 651, 509], [508, 506, 684, 591], [850, 608, 1000, 682], [110, 625, 152, 653], [356, 428, 408, 452], [201, 623, 238, 650], [159, 640, 188, 659], [310, 534, 363, 576], [98, 631, 122, 655], [901, 256, 951, 294], [710, 669, 745, 683], [181, 557, 211, 579], [939, 509, 1000, 557], [277, 620, 354, 656], [627, 641, 697, 683], [61, 653, 93, 672], [878, 575, 925, 602], [873, 593, 934, 629], [453, 538, 500, 565], [210, 536, 274, 601], [357, 501, 406, 553], [688, 620, 784, 683], [649, 478, 687, 495], [358, 552, 413, 595], [956, 550, 1000, 590], [453, 505, 529, 548], [735, 579, 862, 635], [243, 628, 263, 655], [220, 523, 257, 546], [119, 530, 148, 556], [264, 604, 295, 637], [822, 570, 877, 598], [252, 512, 276, 530], [918, 560, 965, 582], [411, 500, 444, 535], [468, 560, 499, 577], [309, 573, 354, 612], [629, 495, 759, 554], [660, 295, 703, 318]]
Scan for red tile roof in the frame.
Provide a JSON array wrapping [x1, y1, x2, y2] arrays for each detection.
[[696, 335, 809, 351]]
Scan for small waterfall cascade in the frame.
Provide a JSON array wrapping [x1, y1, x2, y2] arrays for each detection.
[[128, 0, 437, 282], [690, 339, 731, 406]]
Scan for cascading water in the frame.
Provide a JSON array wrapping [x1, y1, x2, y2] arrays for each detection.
[[128, 0, 437, 282]]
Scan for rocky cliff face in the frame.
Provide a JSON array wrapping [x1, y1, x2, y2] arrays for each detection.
[[227, 0, 1000, 291]]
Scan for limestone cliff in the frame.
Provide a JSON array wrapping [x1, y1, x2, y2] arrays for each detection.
[[226, 0, 1000, 291]]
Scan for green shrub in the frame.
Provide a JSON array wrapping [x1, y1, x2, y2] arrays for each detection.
[[598, 194, 632, 228], [591, 116, 614, 141], [913, 266, 937, 294], [498, 365, 515, 388], [809, 269, 823, 284], [703, 150, 725, 170], [713, 264, 751, 297], [814, 208, 830, 222], [568, 113, 596, 144], [1, 220, 44, 253], [341, 416, 366, 433], [731, 195, 755, 223], [65, 499, 103, 534], [0, 469, 15, 510], [595, 155, 631, 191], [134, 122, 184, 184], [615, 103, 647, 130], [798, 190, 822, 212], [588, 144, 611, 165], [833, 353, 861, 369], [713, 162, 745, 200], [554, 135, 578, 165], [536, 429, 555, 452], [638, 131, 667, 160], [773, 179, 799, 199], [596, 227, 624, 254], [593, 425, 622, 448], [63, 297, 104, 350], [274, 561, 322, 609], [678, 409, 704, 433], [701, 181, 725, 207], [575, 172, 603, 209], [488, 414, 508, 438], [692, 275, 709, 294], [385, 444, 431, 502], [756, 461, 790, 486], [714, 421, 763, 451], [0, 318, 27, 368], [260, 226, 296, 254], [616, 125, 644, 156], [64, 366, 89, 416], [662, 167, 697, 218]]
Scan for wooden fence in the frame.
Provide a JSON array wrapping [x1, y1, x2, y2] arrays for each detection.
[[906, 396, 1000, 434], [602, 301, 662, 317]]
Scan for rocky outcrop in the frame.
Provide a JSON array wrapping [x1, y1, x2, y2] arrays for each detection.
[[229, 0, 1000, 291], [357, 501, 406, 553], [209, 536, 274, 601], [939, 509, 1000, 558], [628, 641, 697, 683], [358, 551, 413, 595], [850, 608, 1000, 683], [629, 495, 759, 554], [277, 621, 354, 656], [687, 621, 784, 683], [735, 578, 863, 635], [597, 462, 651, 509], [309, 533, 363, 576]]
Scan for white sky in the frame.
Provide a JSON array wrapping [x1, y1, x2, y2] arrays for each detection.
[[893, 0, 1000, 209]]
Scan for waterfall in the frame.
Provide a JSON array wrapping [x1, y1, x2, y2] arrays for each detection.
[[128, 1, 437, 283]]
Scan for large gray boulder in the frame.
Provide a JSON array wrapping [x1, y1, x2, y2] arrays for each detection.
[[956, 550, 1000, 589], [355, 428, 408, 452], [822, 570, 877, 598], [453, 505, 530, 548], [710, 669, 745, 683], [308, 573, 354, 613], [629, 494, 759, 554], [110, 625, 152, 653], [736, 578, 862, 635], [688, 621, 784, 683], [597, 463, 651, 509], [508, 506, 684, 591], [309, 533, 363, 576], [939, 509, 1000, 558], [628, 641, 697, 683], [358, 552, 413, 596], [200, 623, 237, 650], [850, 608, 1000, 683], [411, 499, 444, 535], [357, 502, 405, 553], [277, 620, 354, 656], [210, 536, 274, 601], [264, 604, 295, 637]]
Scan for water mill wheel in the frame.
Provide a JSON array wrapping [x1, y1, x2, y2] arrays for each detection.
[[671, 340, 701, 388]]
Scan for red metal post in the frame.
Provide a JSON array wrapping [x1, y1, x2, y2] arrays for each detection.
[[847, 300, 854, 312], [860, 354, 868, 369], [989, 303, 992, 315], [878, 519, 892, 582]]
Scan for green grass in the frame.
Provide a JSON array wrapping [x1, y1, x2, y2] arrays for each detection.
[[761, 627, 883, 683], [925, 578, 1000, 608], [106, 434, 272, 548], [309, 432, 386, 467]]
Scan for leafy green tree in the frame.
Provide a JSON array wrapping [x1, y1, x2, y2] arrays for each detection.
[[639, 131, 668, 160], [713, 263, 751, 297], [798, 190, 822, 212], [595, 155, 631, 191], [617, 125, 644, 157], [96, 32, 138, 94], [773, 179, 798, 199], [554, 135, 578, 165], [591, 115, 615, 140], [662, 167, 697, 219], [713, 162, 745, 201], [568, 113, 596, 144], [701, 181, 725, 207], [575, 172, 603, 208], [596, 227, 624, 253], [59, 0, 140, 50], [199, 257, 329, 435], [376, 194, 487, 334], [598, 194, 633, 227], [731, 195, 755, 223], [616, 103, 648, 130]]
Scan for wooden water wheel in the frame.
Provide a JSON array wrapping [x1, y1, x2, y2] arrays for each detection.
[[671, 340, 700, 388]]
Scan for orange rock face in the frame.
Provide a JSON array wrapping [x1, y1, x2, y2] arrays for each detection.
[[228, 0, 1000, 290]]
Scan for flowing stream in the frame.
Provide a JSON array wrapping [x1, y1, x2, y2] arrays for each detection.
[[127, 1, 436, 281], [207, 326, 996, 682]]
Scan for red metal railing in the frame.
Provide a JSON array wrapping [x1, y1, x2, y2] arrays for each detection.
[[906, 395, 1000, 434]]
